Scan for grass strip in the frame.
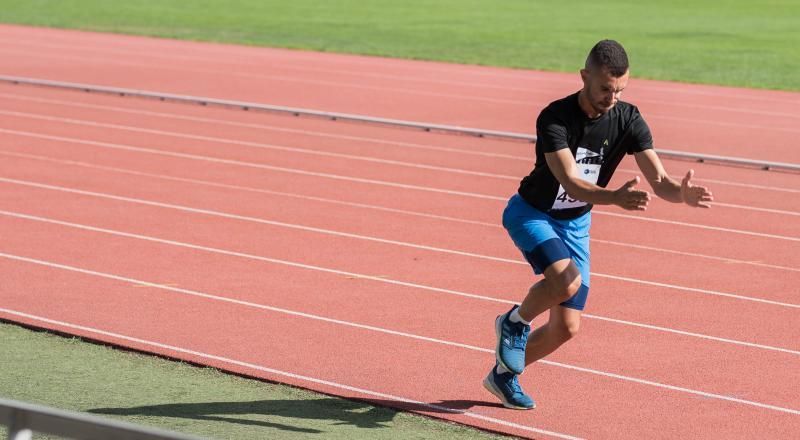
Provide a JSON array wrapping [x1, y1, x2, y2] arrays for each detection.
[[0, 0, 798, 90], [0, 322, 510, 440]]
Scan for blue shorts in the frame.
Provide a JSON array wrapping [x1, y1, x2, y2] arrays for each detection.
[[502, 194, 591, 310]]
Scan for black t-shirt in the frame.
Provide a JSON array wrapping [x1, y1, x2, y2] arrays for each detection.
[[518, 92, 653, 219]]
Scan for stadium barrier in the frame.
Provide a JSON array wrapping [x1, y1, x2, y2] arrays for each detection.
[[1, 75, 798, 173], [0, 398, 205, 440]]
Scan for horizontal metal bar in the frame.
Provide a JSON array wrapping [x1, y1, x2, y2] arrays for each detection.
[[0, 75, 532, 142], [0, 398, 204, 440], [1, 75, 798, 172]]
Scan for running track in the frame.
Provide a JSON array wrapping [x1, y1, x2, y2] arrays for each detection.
[[0, 25, 799, 439]]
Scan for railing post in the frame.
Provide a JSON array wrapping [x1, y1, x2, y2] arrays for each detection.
[[7, 409, 32, 440]]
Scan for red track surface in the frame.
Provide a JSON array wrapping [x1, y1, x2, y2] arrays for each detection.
[[1, 26, 799, 439]]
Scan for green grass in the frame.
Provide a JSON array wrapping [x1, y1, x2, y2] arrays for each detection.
[[0, 0, 799, 90], [0, 322, 508, 440]]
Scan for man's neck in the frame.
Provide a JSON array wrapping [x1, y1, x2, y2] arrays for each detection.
[[577, 90, 603, 119]]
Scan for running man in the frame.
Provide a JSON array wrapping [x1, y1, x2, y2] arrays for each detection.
[[483, 39, 714, 409]]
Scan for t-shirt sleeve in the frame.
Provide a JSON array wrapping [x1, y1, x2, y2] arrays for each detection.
[[626, 108, 654, 154], [536, 108, 570, 153]]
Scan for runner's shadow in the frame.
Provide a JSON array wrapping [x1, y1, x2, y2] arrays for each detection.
[[89, 398, 398, 434], [364, 398, 503, 413], [431, 399, 505, 411]]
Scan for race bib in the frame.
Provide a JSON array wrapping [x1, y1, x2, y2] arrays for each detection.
[[551, 147, 602, 210]]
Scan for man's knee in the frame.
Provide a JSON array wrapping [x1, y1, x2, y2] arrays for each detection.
[[547, 263, 582, 302], [554, 318, 580, 342]]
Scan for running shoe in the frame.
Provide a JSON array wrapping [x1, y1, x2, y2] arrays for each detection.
[[483, 364, 535, 410], [495, 305, 530, 374]]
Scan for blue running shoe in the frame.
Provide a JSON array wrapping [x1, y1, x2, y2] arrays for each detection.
[[483, 365, 535, 410], [495, 305, 530, 374]]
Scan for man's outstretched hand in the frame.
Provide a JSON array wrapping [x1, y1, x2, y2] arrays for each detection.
[[614, 176, 651, 211], [681, 170, 714, 208]]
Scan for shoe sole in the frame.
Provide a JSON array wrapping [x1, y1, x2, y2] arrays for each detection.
[[482, 374, 535, 410], [494, 314, 521, 374]]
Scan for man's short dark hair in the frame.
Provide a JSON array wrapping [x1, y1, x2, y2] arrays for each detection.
[[585, 40, 629, 77]]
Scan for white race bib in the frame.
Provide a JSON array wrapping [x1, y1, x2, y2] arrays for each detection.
[[551, 147, 602, 210]]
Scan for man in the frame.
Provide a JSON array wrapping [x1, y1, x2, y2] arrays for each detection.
[[483, 39, 714, 409]]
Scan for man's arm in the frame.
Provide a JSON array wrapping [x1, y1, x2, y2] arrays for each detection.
[[634, 149, 714, 208], [545, 149, 651, 210]]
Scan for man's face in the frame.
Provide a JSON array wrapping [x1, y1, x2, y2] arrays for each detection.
[[580, 66, 629, 115]]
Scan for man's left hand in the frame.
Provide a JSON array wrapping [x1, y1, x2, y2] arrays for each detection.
[[681, 170, 714, 208]]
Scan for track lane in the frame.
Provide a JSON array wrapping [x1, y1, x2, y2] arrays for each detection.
[[0, 151, 797, 304], [1, 25, 799, 162], [0, 134, 797, 298], [0, 106, 798, 241], [1, 222, 799, 439], [1, 174, 798, 354], [2, 82, 799, 195]]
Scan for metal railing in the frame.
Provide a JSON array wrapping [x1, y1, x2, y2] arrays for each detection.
[[1, 75, 798, 173], [0, 398, 205, 440]]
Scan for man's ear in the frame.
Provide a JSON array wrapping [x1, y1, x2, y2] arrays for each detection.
[[580, 68, 589, 85]]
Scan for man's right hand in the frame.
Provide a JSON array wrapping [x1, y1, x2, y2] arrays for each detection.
[[614, 176, 651, 211]]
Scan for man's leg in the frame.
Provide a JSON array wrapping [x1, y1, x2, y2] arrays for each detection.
[[525, 305, 581, 366], [495, 257, 580, 374], [486, 259, 581, 410], [518, 258, 582, 322]]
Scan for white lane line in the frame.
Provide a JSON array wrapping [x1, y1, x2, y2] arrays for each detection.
[[0, 91, 529, 161], [0, 109, 518, 180], [7, 92, 800, 207], [589, 238, 800, 273], [713, 202, 800, 217], [7, 91, 800, 198], [0, 128, 502, 199], [584, 315, 800, 356], [2, 148, 798, 274], [615, 168, 800, 195], [5, 96, 800, 200], [6, 93, 797, 207], [4, 96, 800, 209], [1, 177, 797, 309], [1, 127, 797, 241], [3, 108, 800, 218], [0, 307, 582, 440], [593, 210, 800, 242], [1, 256, 799, 418], [0, 150, 503, 228], [2, 209, 798, 355]]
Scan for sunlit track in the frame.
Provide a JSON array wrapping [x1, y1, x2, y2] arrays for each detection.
[[2, 251, 799, 418], [0, 91, 532, 161], [3, 40, 800, 121], [9, 106, 800, 207], [2, 148, 796, 273], [0, 48, 540, 106], [2, 25, 800, 439], [1, 208, 798, 357], [1, 127, 797, 242], [0, 110, 520, 180], [1, 178, 796, 309]]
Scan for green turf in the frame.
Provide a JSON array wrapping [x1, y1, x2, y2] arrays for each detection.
[[0, 322, 509, 440], [0, 0, 798, 90]]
